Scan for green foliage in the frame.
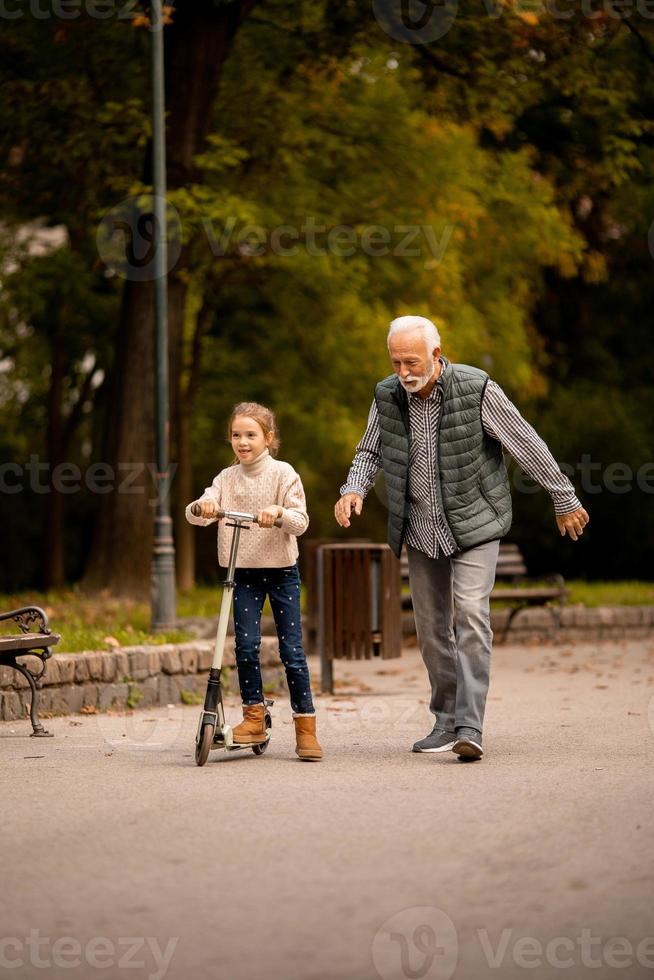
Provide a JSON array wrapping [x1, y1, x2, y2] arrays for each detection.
[[126, 683, 144, 709], [566, 581, 654, 608], [182, 33, 585, 544], [180, 688, 203, 705], [1, 1, 654, 584]]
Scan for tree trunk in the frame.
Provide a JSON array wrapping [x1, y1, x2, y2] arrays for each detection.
[[83, 279, 156, 595], [83, 0, 258, 596]]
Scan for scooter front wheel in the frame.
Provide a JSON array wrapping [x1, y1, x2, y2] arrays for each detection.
[[195, 723, 214, 767], [252, 711, 272, 756]]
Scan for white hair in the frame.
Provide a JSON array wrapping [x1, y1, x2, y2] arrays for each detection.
[[387, 315, 441, 355]]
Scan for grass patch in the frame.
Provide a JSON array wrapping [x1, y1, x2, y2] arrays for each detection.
[[565, 580, 654, 607], [0, 588, 191, 653], [490, 579, 654, 607], [177, 585, 302, 618], [180, 688, 203, 705], [177, 586, 223, 618], [1, 579, 651, 653], [126, 684, 144, 709]]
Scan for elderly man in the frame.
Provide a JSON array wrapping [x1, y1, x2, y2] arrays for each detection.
[[335, 315, 588, 761]]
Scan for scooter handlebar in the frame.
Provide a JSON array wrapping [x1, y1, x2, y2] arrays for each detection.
[[190, 502, 283, 528]]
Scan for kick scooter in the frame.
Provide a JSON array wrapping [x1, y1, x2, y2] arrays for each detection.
[[190, 503, 282, 767]]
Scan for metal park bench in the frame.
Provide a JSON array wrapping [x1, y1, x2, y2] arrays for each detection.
[[401, 542, 568, 643], [487, 543, 568, 641], [0, 606, 59, 736]]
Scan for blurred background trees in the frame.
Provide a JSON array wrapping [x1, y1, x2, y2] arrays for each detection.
[[1, 0, 653, 593]]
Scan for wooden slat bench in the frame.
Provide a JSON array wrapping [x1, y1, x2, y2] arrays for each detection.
[[401, 542, 568, 643], [0, 606, 59, 736]]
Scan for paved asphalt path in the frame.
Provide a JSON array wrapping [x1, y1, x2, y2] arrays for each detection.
[[2, 638, 654, 980]]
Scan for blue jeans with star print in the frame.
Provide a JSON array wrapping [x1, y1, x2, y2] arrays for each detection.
[[232, 564, 315, 715]]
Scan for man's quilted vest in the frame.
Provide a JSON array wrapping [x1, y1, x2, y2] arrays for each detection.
[[374, 358, 512, 557]]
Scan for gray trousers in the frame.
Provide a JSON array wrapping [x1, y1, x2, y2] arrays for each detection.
[[407, 539, 500, 733]]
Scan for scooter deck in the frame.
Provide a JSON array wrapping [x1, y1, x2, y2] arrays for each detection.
[[212, 733, 271, 750]]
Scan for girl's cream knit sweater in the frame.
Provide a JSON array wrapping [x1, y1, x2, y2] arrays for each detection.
[[185, 450, 309, 568]]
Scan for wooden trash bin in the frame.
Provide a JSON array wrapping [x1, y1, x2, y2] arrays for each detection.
[[314, 543, 402, 694]]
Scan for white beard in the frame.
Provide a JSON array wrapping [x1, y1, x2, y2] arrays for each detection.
[[399, 369, 434, 394]]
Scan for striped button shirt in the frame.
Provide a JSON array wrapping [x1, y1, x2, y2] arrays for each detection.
[[340, 366, 581, 558]]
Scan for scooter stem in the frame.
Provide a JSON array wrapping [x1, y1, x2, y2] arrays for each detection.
[[212, 587, 233, 671], [211, 521, 243, 671]]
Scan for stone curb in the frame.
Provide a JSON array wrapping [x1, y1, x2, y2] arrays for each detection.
[[2, 606, 652, 723], [398, 605, 654, 644], [492, 604, 654, 642], [0, 637, 285, 723]]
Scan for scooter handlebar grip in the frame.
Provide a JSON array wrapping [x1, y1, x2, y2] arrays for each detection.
[[190, 502, 225, 519], [190, 502, 280, 526], [252, 516, 284, 528]]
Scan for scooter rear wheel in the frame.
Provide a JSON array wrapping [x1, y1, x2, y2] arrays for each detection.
[[195, 723, 214, 767]]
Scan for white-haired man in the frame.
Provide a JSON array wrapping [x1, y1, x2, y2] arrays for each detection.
[[335, 315, 588, 761]]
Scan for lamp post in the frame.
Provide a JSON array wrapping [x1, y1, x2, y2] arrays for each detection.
[[150, 0, 177, 631]]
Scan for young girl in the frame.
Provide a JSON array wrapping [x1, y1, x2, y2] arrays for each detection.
[[185, 401, 322, 761]]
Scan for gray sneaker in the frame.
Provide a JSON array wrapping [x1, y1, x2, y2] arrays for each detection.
[[452, 727, 483, 760], [412, 725, 456, 753]]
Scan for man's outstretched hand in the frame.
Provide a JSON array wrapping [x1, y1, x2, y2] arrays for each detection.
[[334, 493, 363, 528], [556, 507, 590, 541]]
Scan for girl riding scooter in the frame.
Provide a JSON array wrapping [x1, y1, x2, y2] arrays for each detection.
[[186, 401, 323, 761]]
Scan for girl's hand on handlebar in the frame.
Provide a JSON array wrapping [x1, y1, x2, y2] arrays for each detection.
[[258, 505, 283, 528], [196, 499, 221, 519]]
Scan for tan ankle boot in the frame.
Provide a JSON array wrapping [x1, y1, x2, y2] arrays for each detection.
[[232, 703, 267, 744], [293, 714, 323, 761]]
